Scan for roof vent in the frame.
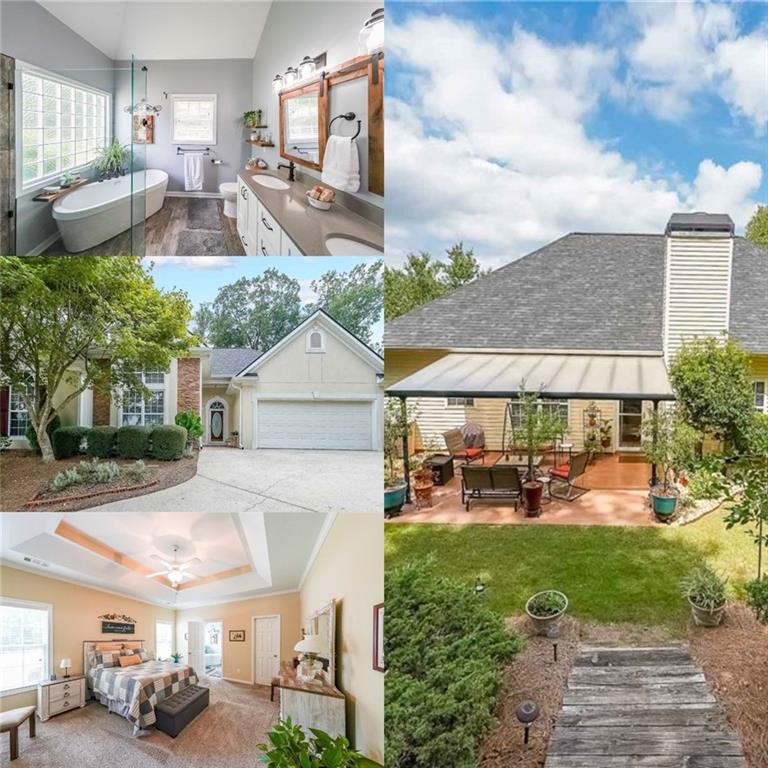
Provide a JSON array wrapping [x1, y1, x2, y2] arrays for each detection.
[[665, 212, 734, 237], [23, 556, 50, 568]]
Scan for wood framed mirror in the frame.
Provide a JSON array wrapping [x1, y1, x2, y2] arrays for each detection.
[[279, 81, 326, 171], [309, 599, 336, 687]]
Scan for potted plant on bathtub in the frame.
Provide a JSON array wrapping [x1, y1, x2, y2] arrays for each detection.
[[93, 138, 130, 180]]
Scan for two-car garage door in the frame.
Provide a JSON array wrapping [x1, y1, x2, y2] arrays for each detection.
[[256, 400, 373, 450]]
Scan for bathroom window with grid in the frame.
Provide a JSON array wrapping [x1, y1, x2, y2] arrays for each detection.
[[19, 68, 109, 190], [121, 371, 167, 426], [171, 94, 217, 144]]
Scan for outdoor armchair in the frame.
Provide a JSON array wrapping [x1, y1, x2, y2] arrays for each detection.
[[443, 428, 485, 464], [548, 451, 590, 501]]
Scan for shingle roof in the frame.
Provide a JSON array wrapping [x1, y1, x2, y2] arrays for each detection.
[[209, 348, 262, 377], [384, 233, 768, 354]]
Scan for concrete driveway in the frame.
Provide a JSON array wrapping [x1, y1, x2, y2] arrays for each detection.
[[88, 448, 382, 513]]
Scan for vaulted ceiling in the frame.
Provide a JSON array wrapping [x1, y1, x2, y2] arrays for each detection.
[[0, 510, 330, 609], [37, 1, 272, 60]]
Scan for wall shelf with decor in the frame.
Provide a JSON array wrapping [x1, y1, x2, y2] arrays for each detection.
[[247, 139, 275, 147]]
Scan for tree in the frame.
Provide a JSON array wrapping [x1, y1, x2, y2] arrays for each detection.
[[196, 269, 302, 349], [384, 242, 487, 320], [308, 260, 383, 347], [0, 256, 193, 462], [668, 335, 754, 452], [745, 205, 768, 248], [192, 303, 214, 345]]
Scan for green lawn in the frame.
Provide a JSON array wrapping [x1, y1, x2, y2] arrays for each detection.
[[385, 509, 759, 634]]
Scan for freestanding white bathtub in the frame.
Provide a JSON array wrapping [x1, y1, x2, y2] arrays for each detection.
[[52, 169, 168, 252]]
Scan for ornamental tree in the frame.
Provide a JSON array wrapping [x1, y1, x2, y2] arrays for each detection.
[[745, 205, 768, 248], [0, 256, 193, 462]]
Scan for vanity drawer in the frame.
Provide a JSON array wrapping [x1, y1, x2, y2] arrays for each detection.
[[258, 234, 278, 258], [257, 201, 282, 253], [280, 231, 301, 257]]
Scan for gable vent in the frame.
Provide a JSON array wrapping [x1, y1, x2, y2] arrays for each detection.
[[663, 213, 734, 363], [23, 556, 50, 568]]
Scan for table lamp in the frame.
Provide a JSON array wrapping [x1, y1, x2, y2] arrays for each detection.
[[294, 635, 324, 682], [60, 658, 72, 679]]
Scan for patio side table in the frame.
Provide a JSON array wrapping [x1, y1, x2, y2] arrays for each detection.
[[424, 454, 454, 486]]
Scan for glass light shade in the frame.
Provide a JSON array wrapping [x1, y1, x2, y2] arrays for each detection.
[[359, 8, 384, 53], [168, 568, 184, 586], [294, 635, 324, 655], [284, 67, 298, 87], [298, 56, 316, 80], [272, 74, 283, 94]]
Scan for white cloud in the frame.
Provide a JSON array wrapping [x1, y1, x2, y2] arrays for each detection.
[[715, 33, 768, 133], [386, 12, 763, 263], [146, 257, 239, 270]]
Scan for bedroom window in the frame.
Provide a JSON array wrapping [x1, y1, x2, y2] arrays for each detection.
[[754, 381, 767, 413], [171, 94, 217, 144], [0, 598, 52, 694], [156, 620, 173, 661], [121, 371, 166, 426], [18, 66, 109, 192], [8, 383, 32, 437]]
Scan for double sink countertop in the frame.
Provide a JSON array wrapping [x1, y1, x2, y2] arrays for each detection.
[[238, 170, 384, 256]]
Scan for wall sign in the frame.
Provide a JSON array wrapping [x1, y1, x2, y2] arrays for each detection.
[[101, 620, 135, 634]]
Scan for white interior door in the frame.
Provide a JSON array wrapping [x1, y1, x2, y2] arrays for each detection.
[[187, 620, 205, 674], [253, 615, 280, 685]]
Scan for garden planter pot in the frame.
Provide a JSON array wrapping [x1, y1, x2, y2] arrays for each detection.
[[385, 483, 407, 518], [525, 590, 569, 635], [413, 470, 434, 508], [523, 481, 543, 517], [651, 492, 678, 521], [688, 597, 726, 627]]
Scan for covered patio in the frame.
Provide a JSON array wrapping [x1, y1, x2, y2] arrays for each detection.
[[386, 351, 675, 526]]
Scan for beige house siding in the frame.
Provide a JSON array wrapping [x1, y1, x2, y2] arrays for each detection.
[[751, 355, 768, 379]]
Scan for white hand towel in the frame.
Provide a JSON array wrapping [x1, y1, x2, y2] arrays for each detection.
[[184, 152, 204, 192], [321, 135, 360, 193]]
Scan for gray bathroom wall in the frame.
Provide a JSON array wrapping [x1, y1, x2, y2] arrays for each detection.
[[114, 59, 252, 194], [251, 1, 383, 210], [1, 0, 117, 254]]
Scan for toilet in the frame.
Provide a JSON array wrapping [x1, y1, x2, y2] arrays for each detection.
[[219, 182, 238, 218]]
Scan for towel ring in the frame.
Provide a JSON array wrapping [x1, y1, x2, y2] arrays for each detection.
[[328, 112, 361, 140]]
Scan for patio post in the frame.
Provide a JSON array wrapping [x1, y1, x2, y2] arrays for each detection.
[[650, 400, 659, 487], [399, 396, 411, 503]]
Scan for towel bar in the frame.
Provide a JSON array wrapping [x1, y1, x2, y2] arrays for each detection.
[[176, 147, 211, 155], [328, 113, 361, 140]]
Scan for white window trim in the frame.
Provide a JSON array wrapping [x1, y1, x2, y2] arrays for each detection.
[[0, 597, 53, 697], [118, 371, 168, 427], [171, 93, 217, 145], [7, 383, 32, 440], [753, 380, 768, 414], [15, 60, 112, 197], [155, 619, 174, 662], [306, 328, 326, 354]]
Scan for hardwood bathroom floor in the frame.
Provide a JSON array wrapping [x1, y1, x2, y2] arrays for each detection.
[[43, 197, 245, 257]]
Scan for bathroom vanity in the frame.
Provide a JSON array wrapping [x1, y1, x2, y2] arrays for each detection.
[[236, 170, 383, 256]]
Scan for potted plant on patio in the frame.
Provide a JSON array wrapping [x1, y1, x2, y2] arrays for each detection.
[[600, 419, 613, 449], [680, 565, 727, 627], [412, 439, 437, 508], [514, 386, 567, 516], [641, 407, 699, 522], [525, 589, 569, 635], [584, 429, 601, 462], [384, 397, 414, 517]]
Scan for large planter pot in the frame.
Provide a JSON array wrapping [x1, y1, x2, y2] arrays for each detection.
[[688, 597, 726, 627], [413, 470, 434, 508], [525, 590, 569, 635], [385, 483, 407, 518], [651, 491, 678, 522], [523, 481, 543, 517]]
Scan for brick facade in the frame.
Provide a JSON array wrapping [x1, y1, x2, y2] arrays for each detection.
[[177, 357, 201, 416]]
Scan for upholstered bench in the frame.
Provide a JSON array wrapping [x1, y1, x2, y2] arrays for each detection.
[[155, 685, 209, 738], [0, 705, 36, 761]]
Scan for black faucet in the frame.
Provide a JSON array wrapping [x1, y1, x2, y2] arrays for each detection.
[[278, 161, 296, 182]]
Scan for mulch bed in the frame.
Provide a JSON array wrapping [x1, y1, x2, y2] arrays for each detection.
[[0, 450, 198, 512], [480, 612, 767, 768]]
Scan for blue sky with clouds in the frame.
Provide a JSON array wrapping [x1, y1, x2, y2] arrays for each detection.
[[386, 1, 767, 267]]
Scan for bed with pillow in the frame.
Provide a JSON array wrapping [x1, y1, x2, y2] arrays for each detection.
[[83, 640, 198, 735]]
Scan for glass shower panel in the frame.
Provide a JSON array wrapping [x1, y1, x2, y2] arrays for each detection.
[[129, 57, 147, 257]]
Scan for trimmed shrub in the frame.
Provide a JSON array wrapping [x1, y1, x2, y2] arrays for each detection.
[[746, 578, 768, 624], [175, 411, 203, 440], [26, 414, 61, 454], [51, 467, 81, 491], [77, 458, 121, 484], [385, 557, 522, 768], [125, 460, 149, 482], [51, 426, 87, 460], [87, 426, 118, 458], [117, 425, 151, 459], [151, 424, 187, 461]]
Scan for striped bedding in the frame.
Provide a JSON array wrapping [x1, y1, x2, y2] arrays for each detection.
[[89, 660, 199, 729]]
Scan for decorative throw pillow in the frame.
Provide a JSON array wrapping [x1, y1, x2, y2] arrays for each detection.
[[94, 652, 120, 668], [118, 654, 141, 668], [95, 642, 123, 652], [137, 649, 150, 662], [119, 649, 135, 656], [122, 642, 143, 650]]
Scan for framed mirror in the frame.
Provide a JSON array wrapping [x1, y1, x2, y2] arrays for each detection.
[[279, 83, 326, 171], [309, 599, 336, 687]]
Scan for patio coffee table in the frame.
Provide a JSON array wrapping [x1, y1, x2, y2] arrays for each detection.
[[494, 454, 543, 471]]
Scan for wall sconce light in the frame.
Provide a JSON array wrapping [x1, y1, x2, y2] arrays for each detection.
[[359, 7, 384, 54], [298, 55, 316, 80], [272, 74, 284, 94], [515, 699, 540, 744], [284, 66, 298, 87]]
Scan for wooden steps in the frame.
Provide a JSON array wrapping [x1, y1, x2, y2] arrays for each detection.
[[544, 644, 746, 768]]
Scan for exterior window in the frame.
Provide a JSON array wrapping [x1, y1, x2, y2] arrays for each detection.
[[8, 383, 33, 437], [0, 598, 52, 693], [171, 94, 217, 144], [19, 68, 108, 190], [508, 399, 569, 429], [306, 329, 325, 353], [121, 371, 166, 426], [754, 382, 767, 413], [447, 397, 475, 407], [155, 620, 173, 661]]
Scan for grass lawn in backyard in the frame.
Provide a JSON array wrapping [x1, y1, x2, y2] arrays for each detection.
[[385, 508, 758, 633]]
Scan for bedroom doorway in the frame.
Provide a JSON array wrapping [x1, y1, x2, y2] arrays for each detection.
[[204, 621, 223, 678]]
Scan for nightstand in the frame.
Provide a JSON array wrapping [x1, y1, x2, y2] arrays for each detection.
[[37, 676, 86, 721]]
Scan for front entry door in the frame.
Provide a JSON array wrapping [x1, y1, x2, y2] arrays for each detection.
[[619, 400, 643, 449], [253, 615, 280, 685], [209, 401, 225, 443]]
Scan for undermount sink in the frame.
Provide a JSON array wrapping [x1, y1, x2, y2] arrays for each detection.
[[325, 236, 384, 257], [251, 175, 290, 190]]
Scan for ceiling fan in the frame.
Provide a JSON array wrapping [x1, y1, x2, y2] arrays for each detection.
[[147, 546, 201, 588]]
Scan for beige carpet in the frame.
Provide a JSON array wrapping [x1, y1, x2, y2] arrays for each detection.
[[1, 676, 278, 767]]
